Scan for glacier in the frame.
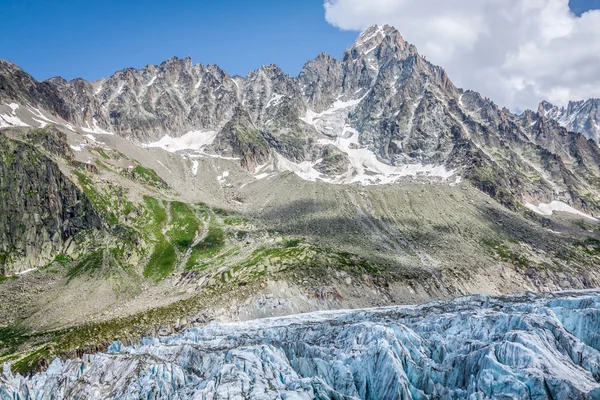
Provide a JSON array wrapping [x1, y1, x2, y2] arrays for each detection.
[[3, 291, 600, 399]]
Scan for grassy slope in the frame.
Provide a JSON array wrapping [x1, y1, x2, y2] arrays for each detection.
[[3, 148, 600, 374]]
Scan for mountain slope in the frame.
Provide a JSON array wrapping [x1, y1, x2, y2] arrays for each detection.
[[1, 25, 600, 373]]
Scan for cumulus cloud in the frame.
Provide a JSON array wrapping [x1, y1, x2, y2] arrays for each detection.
[[324, 0, 600, 111]]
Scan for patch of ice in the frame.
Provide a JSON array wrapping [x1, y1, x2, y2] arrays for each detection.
[[81, 119, 113, 135], [117, 82, 126, 95], [525, 201, 598, 221], [364, 45, 378, 55], [31, 118, 48, 128], [7, 103, 19, 112], [266, 93, 284, 108], [156, 160, 172, 174], [300, 92, 369, 127], [146, 76, 157, 87], [14, 267, 37, 276], [30, 107, 56, 124], [356, 25, 385, 46], [0, 113, 28, 128], [144, 130, 218, 153]]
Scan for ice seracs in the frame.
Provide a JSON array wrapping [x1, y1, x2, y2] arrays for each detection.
[[4, 290, 600, 399]]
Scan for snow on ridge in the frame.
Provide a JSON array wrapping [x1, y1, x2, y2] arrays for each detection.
[[356, 25, 385, 47], [146, 76, 157, 87], [144, 130, 218, 153], [525, 200, 598, 221]]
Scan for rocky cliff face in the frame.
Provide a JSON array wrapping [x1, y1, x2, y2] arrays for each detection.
[[539, 98, 600, 144], [0, 128, 102, 274], [2, 25, 599, 214]]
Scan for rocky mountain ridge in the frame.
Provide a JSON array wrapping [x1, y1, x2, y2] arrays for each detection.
[[1, 25, 600, 214], [538, 98, 600, 144]]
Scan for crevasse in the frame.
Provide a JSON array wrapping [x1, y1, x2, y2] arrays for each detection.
[[3, 291, 600, 399]]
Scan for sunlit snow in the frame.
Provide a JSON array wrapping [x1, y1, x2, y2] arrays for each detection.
[[144, 130, 218, 153], [525, 200, 598, 221]]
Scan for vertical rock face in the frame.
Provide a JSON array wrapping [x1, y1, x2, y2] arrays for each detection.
[[539, 98, 600, 143], [0, 133, 102, 274]]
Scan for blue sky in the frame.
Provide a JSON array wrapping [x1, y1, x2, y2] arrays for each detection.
[[0, 0, 598, 82], [0, 0, 357, 81]]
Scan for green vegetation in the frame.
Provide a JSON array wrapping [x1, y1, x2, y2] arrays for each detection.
[[481, 238, 530, 268], [141, 196, 176, 281], [143, 196, 167, 227], [167, 202, 200, 251], [144, 241, 176, 281], [73, 170, 119, 225], [186, 216, 225, 270], [0, 275, 19, 284], [132, 165, 167, 188], [93, 147, 110, 160], [11, 347, 49, 374], [67, 250, 104, 280], [576, 238, 600, 256], [0, 326, 30, 355]]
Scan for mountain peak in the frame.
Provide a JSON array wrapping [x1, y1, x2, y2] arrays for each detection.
[[347, 24, 417, 63]]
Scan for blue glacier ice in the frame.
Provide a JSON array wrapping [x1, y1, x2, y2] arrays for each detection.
[[3, 290, 600, 399]]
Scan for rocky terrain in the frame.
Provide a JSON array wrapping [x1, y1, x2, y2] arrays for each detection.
[[538, 98, 600, 144], [3, 290, 600, 399], [1, 25, 600, 376]]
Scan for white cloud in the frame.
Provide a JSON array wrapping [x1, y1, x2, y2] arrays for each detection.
[[324, 0, 600, 111]]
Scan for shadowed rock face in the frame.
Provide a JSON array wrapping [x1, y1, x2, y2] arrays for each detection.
[[3, 290, 600, 399], [0, 132, 102, 274]]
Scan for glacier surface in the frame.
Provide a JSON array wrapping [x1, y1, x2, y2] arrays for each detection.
[[4, 291, 600, 399]]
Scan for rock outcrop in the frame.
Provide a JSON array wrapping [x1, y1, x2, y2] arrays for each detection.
[[0, 132, 102, 274]]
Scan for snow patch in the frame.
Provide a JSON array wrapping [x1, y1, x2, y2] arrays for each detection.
[[191, 160, 199, 176], [144, 130, 218, 153], [156, 160, 172, 174], [146, 76, 157, 87], [81, 119, 113, 135], [0, 113, 28, 128], [266, 93, 284, 108], [525, 201, 598, 221]]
